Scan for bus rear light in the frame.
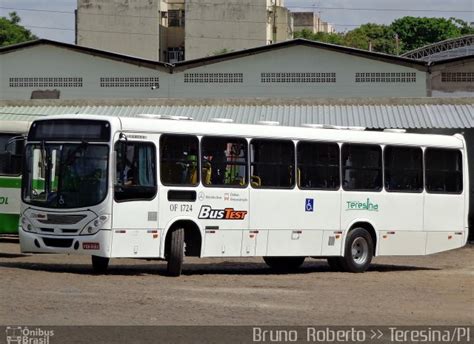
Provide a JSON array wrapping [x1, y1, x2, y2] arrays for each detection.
[[335, 235, 341, 239], [383, 235, 388, 239], [387, 231, 396, 235], [455, 232, 463, 235], [115, 230, 126, 234], [147, 230, 158, 233], [448, 235, 453, 240]]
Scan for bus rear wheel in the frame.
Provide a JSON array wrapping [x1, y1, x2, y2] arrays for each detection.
[[167, 227, 184, 277], [263, 256, 305, 272], [91, 255, 109, 274], [341, 228, 373, 273]]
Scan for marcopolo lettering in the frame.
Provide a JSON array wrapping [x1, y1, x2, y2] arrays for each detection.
[[198, 205, 247, 220], [346, 198, 379, 212], [0, 196, 8, 205]]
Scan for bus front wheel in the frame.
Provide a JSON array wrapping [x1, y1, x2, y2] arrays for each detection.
[[341, 228, 373, 273], [91, 255, 109, 274], [263, 256, 305, 272], [167, 227, 184, 277]]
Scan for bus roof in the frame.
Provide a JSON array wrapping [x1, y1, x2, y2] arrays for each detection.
[[32, 114, 465, 149]]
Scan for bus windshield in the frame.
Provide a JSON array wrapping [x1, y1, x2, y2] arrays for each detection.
[[22, 143, 109, 208]]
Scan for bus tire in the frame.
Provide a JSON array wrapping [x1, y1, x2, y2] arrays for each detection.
[[167, 227, 184, 277], [341, 228, 373, 273], [327, 257, 344, 271], [263, 256, 305, 272], [91, 255, 109, 274]]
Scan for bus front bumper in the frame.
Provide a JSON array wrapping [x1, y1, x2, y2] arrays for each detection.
[[19, 228, 113, 257]]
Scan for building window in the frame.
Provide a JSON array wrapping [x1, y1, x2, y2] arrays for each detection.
[[384, 146, 423, 193], [100, 77, 159, 88], [160, 134, 199, 186], [9, 77, 83, 88], [201, 137, 248, 187], [355, 72, 416, 83], [441, 72, 474, 83], [297, 141, 340, 190], [250, 139, 295, 189], [168, 10, 185, 27], [184, 73, 243, 83], [261, 72, 336, 83], [425, 148, 462, 194], [342, 144, 382, 191]]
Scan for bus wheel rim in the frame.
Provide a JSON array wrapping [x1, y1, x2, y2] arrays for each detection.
[[351, 237, 369, 265]]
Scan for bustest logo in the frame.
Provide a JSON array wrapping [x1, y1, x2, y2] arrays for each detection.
[[198, 205, 247, 220]]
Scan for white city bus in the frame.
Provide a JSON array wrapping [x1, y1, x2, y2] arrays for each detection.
[[0, 120, 31, 235], [19, 115, 469, 276]]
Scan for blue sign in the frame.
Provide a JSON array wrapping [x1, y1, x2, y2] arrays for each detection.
[[305, 198, 314, 212]]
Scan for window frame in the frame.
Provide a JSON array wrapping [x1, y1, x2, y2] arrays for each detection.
[[200, 136, 249, 189], [424, 147, 463, 195], [383, 145, 424, 194], [341, 143, 383, 192], [0, 133, 24, 177], [114, 140, 157, 203], [249, 138, 296, 190], [296, 140, 340, 191], [159, 133, 200, 187]]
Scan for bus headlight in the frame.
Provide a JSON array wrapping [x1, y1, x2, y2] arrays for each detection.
[[20, 215, 37, 233], [80, 215, 110, 235]]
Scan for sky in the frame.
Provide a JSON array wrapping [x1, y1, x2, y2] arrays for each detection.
[[0, 0, 473, 43]]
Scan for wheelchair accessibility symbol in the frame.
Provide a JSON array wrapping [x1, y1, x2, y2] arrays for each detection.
[[305, 198, 314, 212]]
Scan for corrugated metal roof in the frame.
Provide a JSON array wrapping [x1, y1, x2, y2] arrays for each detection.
[[0, 104, 472, 129]]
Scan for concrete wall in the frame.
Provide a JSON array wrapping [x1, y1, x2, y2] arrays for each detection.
[[0, 45, 167, 99], [430, 59, 474, 98], [0, 44, 427, 99], [185, 0, 269, 59], [170, 45, 427, 98], [77, 0, 161, 61]]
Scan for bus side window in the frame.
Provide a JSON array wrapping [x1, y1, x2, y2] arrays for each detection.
[[160, 134, 199, 186], [250, 139, 295, 189], [342, 144, 382, 191], [115, 141, 157, 201], [0, 133, 24, 176], [425, 148, 462, 194], [297, 141, 340, 190], [201, 136, 248, 187], [384, 146, 423, 192]]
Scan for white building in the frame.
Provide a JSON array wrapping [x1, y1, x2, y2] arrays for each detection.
[[0, 39, 445, 100], [76, 0, 168, 61], [293, 12, 335, 34], [185, 0, 293, 60]]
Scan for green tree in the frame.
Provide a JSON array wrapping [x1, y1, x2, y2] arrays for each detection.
[[390, 16, 471, 53], [344, 23, 399, 54], [294, 16, 474, 55], [0, 12, 37, 47]]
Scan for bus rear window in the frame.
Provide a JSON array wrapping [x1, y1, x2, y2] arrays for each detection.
[[425, 148, 462, 194]]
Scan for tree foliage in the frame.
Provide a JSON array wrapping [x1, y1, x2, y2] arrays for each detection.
[[295, 16, 474, 55], [0, 12, 37, 47]]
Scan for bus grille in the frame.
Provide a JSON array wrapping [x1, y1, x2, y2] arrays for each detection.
[[37, 214, 87, 225], [42, 238, 74, 248]]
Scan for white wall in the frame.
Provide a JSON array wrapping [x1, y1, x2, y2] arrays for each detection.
[[0, 44, 427, 99], [170, 45, 427, 98], [77, 0, 161, 61], [0, 45, 168, 99], [185, 0, 269, 59]]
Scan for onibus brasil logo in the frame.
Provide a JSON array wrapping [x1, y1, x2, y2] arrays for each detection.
[[5, 326, 54, 344], [346, 198, 379, 212]]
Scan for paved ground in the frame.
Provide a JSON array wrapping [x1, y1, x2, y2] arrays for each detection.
[[0, 240, 472, 326]]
